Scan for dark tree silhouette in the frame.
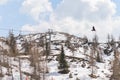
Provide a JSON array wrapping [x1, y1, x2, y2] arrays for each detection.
[[7, 31, 18, 56], [58, 45, 69, 74]]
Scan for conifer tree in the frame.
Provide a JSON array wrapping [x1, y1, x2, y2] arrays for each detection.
[[7, 31, 17, 56], [21, 39, 30, 55], [58, 45, 69, 74]]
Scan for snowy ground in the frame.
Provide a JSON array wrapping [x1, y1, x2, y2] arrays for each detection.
[[0, 32, 115, 80]]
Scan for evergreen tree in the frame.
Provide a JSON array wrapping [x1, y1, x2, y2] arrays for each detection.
[[83, 35, 88, 44], [58, 45, 69, 74], [96, 52, 101, 62], [7, 31, 17, 56], [21, 39, 31, 55]]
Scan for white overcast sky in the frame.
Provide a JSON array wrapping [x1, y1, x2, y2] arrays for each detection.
[[0, 0, 120, 42]]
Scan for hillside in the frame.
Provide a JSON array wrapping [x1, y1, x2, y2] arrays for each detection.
[[0, 30, 120, 80]]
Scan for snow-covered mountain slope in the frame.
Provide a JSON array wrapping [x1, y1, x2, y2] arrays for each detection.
[[0, 31, 120, 80]]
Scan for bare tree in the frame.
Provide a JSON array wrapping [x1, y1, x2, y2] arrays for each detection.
[[89, 35, 98, 78], [107, 34, 110, 44], [18, 57, 22, 80], [110, 37, 120, 80]]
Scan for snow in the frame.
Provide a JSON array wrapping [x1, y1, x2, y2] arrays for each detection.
[[0, 31, 117, 80]]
